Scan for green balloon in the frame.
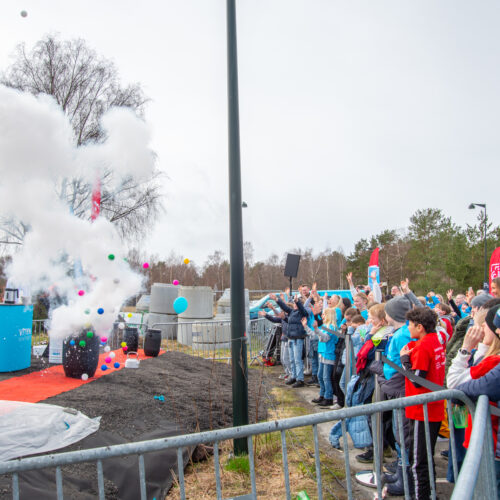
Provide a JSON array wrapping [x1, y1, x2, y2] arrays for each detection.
[[108, 254, 115, 261], [86, 331, 93, 338], [84, 309, 91, 315], [79, 340, 86, 347]]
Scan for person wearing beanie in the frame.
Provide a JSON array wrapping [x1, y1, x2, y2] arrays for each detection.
[[368, 296, 415, 494], [446, 293, 495, 377], [494, 306, 500, 332], [383, 296, 414, 379], [451, 304, 500, 490], [470, 293, 494, 309]]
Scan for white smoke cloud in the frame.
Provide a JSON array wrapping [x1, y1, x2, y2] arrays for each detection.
[[0, 85, 154, 339]]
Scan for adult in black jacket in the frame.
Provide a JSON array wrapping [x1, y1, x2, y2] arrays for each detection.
[[271, 293, 309, 387]]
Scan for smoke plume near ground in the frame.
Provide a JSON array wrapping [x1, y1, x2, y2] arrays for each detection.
[[0, 85, 155, 339]]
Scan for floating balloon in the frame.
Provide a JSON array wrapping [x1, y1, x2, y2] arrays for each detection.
[[110, 352, 116, 359], [127, 313, 133, 318], [113, 278, 120, 284], [78, 290, 85, 296], [97, 308, 104, 315], [121, 342, 127, 347], [142, 262, 149, 269], [101, 336, 107, 343], [122, 346, 128, 352], [84, 309, 91, 315], [173, 296, 188, 314], [104, 345, 111, 353], [108, 254, 115, 261], [20, 10, 27, 17], [101, 365, 108, 371], [79, 340, 86, 347], [86, 331, 93, 338], [105, 356, 112, 363], [69, 340, 75, 346], [183, 258, 190, 265], [118, 323, 125, 330], [81, 373, 89, 381], [172, 279, 179, 286], [113, 362, 120, 368]]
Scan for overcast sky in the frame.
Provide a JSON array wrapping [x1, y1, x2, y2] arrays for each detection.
[[0, 1, 498, 267]]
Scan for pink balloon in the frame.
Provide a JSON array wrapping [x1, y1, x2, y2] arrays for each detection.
[[142, 262, 149, 269], [122, 345, 128, 352], [105, 356, 112, 363], [78, 290, 85, 296], [100, 336, 107, 343], [173, 279, 179, 286]]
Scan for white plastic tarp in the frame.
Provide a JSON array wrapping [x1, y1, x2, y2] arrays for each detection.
[[0, 400, 100, 462]]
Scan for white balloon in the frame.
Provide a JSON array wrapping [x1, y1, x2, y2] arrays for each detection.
[[81, 373, 89, 381], [110, 352, 116, 359], [118, 322, 125, 330], [104, 345, 111, 352]]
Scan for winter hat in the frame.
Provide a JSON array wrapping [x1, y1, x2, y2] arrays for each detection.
[[471, 293, 494, 308], [485, 305, 500, 337], [384, 296, 412, 323], [494, 307, 500, 330]]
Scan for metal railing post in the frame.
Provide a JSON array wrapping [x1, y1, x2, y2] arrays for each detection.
[[374, 349, 384, 469], [344, 331, 352, 387]]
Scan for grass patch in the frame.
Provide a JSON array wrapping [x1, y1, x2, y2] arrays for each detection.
[[166, 368, 348, 500], [224, 455, 250, 475]]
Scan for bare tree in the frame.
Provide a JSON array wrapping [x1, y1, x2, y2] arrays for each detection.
[[1, 34, 163, 243]]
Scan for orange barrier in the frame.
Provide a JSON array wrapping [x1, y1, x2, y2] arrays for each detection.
[[0, 349, 163, 403]]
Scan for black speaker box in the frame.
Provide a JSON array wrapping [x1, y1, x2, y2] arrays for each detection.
[[284, 253, 301, 278]]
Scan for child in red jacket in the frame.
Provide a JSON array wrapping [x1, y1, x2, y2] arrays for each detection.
[[400, 307, 445, 500]]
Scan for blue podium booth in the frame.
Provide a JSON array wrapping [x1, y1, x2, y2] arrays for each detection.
[[0, 304, 33, 372]]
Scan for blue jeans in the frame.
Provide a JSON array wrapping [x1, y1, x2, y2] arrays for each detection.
[[288, 338, 304, 381], [308, 338, 319, 377], [446, 426, 466, 483], [318, 362, 334, 399], [393, 410, 409, 466]]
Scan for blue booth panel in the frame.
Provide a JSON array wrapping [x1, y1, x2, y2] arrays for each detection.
[[0, 305, 33, 372]]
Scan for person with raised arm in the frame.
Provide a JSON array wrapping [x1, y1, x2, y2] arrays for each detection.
[[270, 293, 309, 388]]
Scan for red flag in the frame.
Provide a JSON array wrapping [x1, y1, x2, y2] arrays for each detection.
[[369, 247, 379, 267], [90, 177, 101, 221], [490, 246, 500, 290]]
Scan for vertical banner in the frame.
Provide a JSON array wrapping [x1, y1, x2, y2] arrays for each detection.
[[91, 176, 101, 221], [368, 247, 380, 288], [490, 246, 500, 290]]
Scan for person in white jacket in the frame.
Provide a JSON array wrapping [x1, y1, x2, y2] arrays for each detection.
[[447, 309, 488, 389]]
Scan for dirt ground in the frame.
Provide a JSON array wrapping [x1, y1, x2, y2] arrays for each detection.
[[0, 352, 272, 499], [1, 352, 269, 435]]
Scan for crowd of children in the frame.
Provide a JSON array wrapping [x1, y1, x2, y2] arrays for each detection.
[[260, 276, 500, 499]]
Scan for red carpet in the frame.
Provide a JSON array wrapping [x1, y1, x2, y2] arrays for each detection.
[[0, 349, 163, 403]]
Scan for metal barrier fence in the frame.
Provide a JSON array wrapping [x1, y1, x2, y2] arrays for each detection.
[[30, 317, 274, 364], [450, 394, 497, 500], [143, 317, 273, 363], [31, 319, 48, 347], [0, 390, 478, 500], [13, 321, 500, 498]]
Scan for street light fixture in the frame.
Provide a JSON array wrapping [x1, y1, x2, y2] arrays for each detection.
[[468, 203, 488, 290]]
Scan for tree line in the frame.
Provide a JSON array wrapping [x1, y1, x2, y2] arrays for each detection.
[[127, 208, 500, 298]]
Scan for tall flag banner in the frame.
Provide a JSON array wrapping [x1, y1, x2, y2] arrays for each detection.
[[490, 246, 500, 291], [91, 176, 101, 221], [368, 247, 380, 288]]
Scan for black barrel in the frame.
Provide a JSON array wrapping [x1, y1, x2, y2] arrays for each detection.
[[144, 328, 161, 357], [123, 327, 139, 352], [62, 330, 100, 378]]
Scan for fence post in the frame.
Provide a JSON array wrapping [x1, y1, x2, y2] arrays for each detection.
[[374, 349, 384, 469], [344, 331, 352, 386]]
